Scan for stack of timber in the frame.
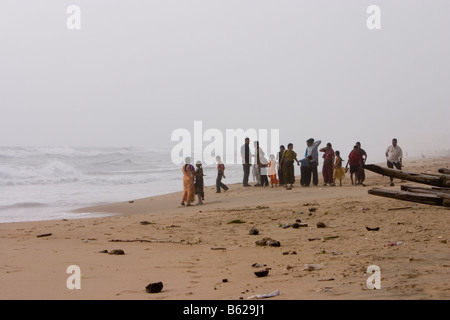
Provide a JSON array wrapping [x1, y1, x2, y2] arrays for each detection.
[[363, 164, 450, 207]]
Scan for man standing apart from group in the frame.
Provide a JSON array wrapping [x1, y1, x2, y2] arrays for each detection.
[[241, 138, 251, 187], [386, 138, 403, 186]]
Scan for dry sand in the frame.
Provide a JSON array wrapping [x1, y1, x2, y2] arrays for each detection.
[[1, 157, 449, 300]]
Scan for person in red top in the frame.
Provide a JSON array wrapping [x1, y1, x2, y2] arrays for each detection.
[[216, 156, 229, 193], [345, 146, 362, 186], [319, 142, 335, 186]]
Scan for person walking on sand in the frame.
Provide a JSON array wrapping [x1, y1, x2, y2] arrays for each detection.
[[181, 157, 196, 206], [385, 138, 403, 186], [306, 138, 321, 186], [333, 150, 345, 186], [194, 160, 205, 205], [320, 142, 335, 186], [280, 143, 300, 190], [241, 137, 252, 187], [216, 156, 229, 193]]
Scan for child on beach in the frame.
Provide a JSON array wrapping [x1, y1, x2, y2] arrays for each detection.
[[194, 161, 205, 205], [268, 154, 279, 187], [216, 156, 229, 193], [333, 150, 345, 186], [252, 164, 259, 184]]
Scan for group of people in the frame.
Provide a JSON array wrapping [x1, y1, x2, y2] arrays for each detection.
[[181, 138, 403, 206]]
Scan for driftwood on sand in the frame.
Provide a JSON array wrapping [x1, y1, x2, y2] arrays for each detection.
[[363, 164, 450, 207], [363, 164, 450, 187]]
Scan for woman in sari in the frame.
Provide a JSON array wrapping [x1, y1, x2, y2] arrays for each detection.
[[280, 143, 300, 190], [320, 143, 335, 186], [181, 157, 196, 206]]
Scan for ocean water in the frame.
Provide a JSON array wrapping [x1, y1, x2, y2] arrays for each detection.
[[0, 147, 245, 223]]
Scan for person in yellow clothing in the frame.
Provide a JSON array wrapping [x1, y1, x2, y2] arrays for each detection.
[[280, 143, 300, 190], [333, 150, 346, 186]]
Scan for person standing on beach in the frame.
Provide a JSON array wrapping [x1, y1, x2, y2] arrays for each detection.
[[216, 156, 229, 193], [181, 157, 196, 206], [299, 147, 310, 187], [345, 146, 362, 186], [253, 141, 265, 187], [333, 150, 345, 186], [268, 154, 279, 187], [280, 143, 300, 190], [306, 138, 321, 186], [277, 145, 285, 186], [319, 142, 335, 186], [385, 138, 403, 186], [194, 160, 205, 205], [356, 142, 367, 186], [259, 154, 270, 187], [241, 138, 251, 187]]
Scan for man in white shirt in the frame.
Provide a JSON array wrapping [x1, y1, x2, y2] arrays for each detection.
[[385, 138, 403, 186], [306, 138, 321, 186]]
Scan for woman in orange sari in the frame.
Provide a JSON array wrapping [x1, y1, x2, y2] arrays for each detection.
[[181, 157, 196, 206]]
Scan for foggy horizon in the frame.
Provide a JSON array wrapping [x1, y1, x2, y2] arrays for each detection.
[[1, 1, 449, 163]]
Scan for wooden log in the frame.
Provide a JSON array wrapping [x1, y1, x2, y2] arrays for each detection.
[[438, 168, 450, 174], [368, 188, 444, 206], [400, 185, 450, 195], [387, 206, 413, 211], [443, 199, 450, 207], [363, 164, 450, 187], [437, 193, 450, 200]]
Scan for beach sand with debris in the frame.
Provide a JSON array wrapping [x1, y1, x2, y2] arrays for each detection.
[[1, 157, 449, 300]]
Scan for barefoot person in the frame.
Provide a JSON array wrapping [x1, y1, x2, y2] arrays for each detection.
[[216, 156, 229, 193], [253, 141, 266, 187], [385, 138, 403, 186], [241, 138, 251, 187], [306, 138, 321, 186], [320, 142, 335, 186], [280, 143, 300, 190], [194, 161, 205, 205], [268, 154, 279, 188], [356, 142, 368, 186], [277, 145, 285, 186], [181, 157, 196, 206], [345, 146, 362, 186], [333, 150, 345, 186]]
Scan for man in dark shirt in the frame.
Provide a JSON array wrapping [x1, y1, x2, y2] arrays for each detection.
[[241, 138, 251, 186], [356, 142, 367, 186]]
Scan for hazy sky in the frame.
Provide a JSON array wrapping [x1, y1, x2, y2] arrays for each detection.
[[1, 0, 449, 163]]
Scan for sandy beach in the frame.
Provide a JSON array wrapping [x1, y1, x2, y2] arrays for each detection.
[[1, 157, 449, 300]]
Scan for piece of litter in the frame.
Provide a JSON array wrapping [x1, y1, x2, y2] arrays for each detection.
[[247, 289, 280, 299], [37, 233, 52, 238], [303, 264, 323, 271]]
